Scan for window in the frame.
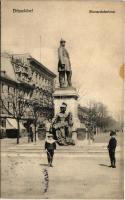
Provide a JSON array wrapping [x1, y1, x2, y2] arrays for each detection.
[[8, 86, 10, 94]]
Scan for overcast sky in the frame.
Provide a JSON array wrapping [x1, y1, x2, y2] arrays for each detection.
[[2, 0, 124, 120]]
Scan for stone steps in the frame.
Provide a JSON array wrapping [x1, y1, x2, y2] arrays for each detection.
[[1, 139, 122, 154], [3, 142, 122, 154]]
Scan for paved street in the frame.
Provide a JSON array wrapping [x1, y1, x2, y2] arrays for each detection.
[[1, 136, 124, 199]]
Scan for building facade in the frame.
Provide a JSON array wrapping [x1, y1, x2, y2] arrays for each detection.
[[0, 52, 56, 137]]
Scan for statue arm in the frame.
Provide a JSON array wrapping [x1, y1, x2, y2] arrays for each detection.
[[52, 114, 60, 125], [52, 115, 62, 130]]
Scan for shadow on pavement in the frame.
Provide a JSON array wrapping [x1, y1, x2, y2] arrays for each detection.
[[99, 164, 109, 167], [39, 163, 48, 167]]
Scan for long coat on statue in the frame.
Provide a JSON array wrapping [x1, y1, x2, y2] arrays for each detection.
[[58, 46, 71, 72]]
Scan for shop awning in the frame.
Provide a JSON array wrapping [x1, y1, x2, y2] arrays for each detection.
[[6, 118, 26, 130]]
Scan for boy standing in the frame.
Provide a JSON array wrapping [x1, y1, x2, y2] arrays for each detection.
[[45, 134, 56, 167], [107, 131, 117, 168]]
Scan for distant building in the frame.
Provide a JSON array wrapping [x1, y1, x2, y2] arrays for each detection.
[[0, 52, 56, 137]]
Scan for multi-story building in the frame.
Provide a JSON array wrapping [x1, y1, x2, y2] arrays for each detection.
[[0, 52, 56, 137]]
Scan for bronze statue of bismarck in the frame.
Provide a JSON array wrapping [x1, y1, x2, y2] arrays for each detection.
[[58, 39, 72, 88]]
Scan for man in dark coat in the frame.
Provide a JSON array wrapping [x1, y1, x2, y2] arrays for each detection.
[[58, 39, 72, 87], [45, 134, 56, 167], [107, 131, 117, 168]]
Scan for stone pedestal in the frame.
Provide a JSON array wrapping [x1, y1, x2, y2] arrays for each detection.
[[53, 87, 80, 132]]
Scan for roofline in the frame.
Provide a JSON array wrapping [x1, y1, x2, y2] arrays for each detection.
[[29, 57, 56, 78], [1, 51, 57, 78], [0, 75, 34, 90], [0, 74, 19, 85]]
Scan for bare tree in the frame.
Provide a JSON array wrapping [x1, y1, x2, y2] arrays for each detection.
[[86, 101, 118, 133], [1, 86, 32, 144]]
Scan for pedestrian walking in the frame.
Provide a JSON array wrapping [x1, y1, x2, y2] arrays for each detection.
[[107, 131, 117, 168], [45, 134, 56, 167]]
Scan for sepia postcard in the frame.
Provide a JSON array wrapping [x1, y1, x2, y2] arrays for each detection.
[[1, 0, 124, 199]]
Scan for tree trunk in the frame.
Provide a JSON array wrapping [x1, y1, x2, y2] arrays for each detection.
[[88, 130, 90, 145], [17, 119, 20, 144], [34, 123, 37, 142]]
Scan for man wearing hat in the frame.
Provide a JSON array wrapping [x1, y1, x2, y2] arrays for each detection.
[[45, 134, 56, 167], [107, 131, 117, 168], [58, 39, 72, 87]]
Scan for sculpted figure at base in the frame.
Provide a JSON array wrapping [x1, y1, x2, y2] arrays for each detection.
[[58, 39, 72, 88], [51, 103, 74, 146]]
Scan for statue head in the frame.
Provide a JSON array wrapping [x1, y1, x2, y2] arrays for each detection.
[[60, 102, 67, 113], [60, 38, 66, 47]]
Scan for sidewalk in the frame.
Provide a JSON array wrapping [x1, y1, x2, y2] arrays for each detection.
[[1, 136, 123, 199], [1, 137, 123, 154], [1, 149, 124, 199]]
